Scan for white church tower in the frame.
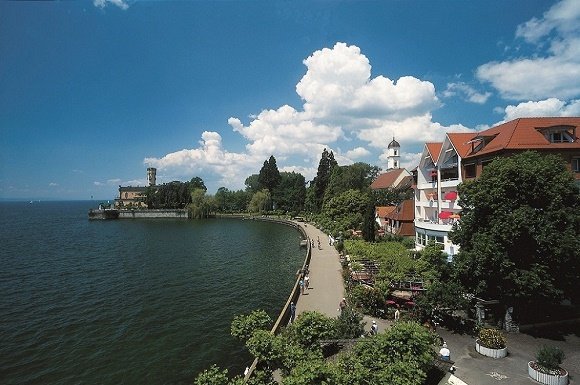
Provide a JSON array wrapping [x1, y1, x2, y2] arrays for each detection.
[[387, 137, 401, 169]]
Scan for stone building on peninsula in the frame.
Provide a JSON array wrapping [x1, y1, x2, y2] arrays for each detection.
[[115, 167, 157, 208]]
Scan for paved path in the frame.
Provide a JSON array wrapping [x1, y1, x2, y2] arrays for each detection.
[[295, 224, 345, 317], [437, 324, 579, 385], [293, 223, 392, 335]]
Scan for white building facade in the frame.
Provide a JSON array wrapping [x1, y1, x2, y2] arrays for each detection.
[[414, 134, 472, 259]]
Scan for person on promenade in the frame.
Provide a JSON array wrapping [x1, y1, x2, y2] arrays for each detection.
[[299, 278, 305, 294], [439, 342, 450, 361], [304, 274, 310, 290], [370, 320, 378, 335], [339, 297, 347, 313], [290, 301, 296, 323], [394, 308, 400, 322]]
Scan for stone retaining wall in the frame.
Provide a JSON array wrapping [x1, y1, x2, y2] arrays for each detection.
[[118, 209, 189, 219]]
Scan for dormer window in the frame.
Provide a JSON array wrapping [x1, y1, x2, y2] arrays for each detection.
[[539, 125, 576, 143]]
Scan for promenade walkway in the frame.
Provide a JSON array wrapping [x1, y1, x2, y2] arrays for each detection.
[[293, 223, 390, 334], [295, 224, 344, 317]]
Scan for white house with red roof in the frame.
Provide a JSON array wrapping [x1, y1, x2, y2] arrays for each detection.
[[414, 117, 580, 259]]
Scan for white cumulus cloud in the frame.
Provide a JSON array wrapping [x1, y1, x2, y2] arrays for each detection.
[[93, 0, 129, 10], [345, 147, 371, 160], [499, 98, 580, 122], [477, 0, 580, 101], [147, 42, 467, 191], [443, 82, 491, 104]]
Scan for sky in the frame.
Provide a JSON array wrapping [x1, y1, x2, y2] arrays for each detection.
[[1, 0, 580, 201]]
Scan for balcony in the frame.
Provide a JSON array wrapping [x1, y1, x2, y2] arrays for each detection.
[[414, 218, 452, 232]]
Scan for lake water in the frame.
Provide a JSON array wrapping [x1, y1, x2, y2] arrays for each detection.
[[0, 201, 304, 385]]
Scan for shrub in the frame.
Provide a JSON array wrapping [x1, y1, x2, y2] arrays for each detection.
[[478, 328, 506, 349], [536, 345, 565, 371]]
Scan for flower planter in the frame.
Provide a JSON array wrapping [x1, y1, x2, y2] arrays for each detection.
[[475, 339, 507, 358], [528, 361, 569, 385]]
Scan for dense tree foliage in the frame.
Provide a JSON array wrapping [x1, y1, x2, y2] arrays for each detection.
[[247, 189, 272, 214], [230, 310, 272, 343], [449, 151, 580, 308], [310, 148, 338, 213], [196, 308, 436, 385], [189, 188, 215, 218], [316, 189, 371, 236], [144, 177, 208, 209], [371, 186, 414, 207], [272, 172, 306, 213], [324, 163, 380, 201], [258, 155, 281, 193], [214, 187, 251, 212], [245, 174, 261, 194], [333, 322, 436, 385]]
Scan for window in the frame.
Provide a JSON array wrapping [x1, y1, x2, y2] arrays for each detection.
[[481, 159, 494, 171], [394, 150, 398, 156], [573, 158, 580, 172], [464, 163, 476, 178], [548, 131, 573, 143], [416, 232, 426, 246]]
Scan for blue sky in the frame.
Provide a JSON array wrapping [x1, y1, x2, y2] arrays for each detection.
[[1, 0, 579, 200]]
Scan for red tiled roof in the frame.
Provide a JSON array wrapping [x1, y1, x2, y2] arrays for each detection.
[[464, 117, 580, 158], [386, 199, 414, 222], [376, 206, 396, 218], [447, 133, 477, 158], [396, 222, 415, 237], [371, 169, 406, 189], [425, 143, 443, 162]]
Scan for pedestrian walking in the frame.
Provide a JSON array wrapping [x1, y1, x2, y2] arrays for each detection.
[[339, 297, 347, 313], [394, 308, 400, 322], [304, 274, 310, 290], [439, 342, 450, 361], [290, 301, 296, 323], [370, 320, 378, 335], [299, 278, 305, 294]]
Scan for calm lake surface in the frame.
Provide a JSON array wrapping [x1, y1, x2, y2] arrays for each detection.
[[0, 201, 304, 385]]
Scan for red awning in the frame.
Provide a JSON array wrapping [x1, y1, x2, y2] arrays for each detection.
[[444, 191, 457, 201], [438, 211, 452, 219]]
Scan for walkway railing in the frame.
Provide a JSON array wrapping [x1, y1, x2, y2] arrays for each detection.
[[243, 219, 312, 382]]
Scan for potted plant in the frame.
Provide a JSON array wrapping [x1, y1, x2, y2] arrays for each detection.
[[475, 328, 507, 358], [528, 345, 568, 385]]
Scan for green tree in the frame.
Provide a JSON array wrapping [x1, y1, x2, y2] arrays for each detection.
[[333, 306, 365, 339], [258, 155, 281, 193], [450, 151, 580, 310], [214, 187, 229, 212], [230, 310, 272, 343], [189, 188, 215, 218], [319, 189, 370, 235], [272, 172, 306, 213], [324, 163, 379, 201], [247, 189, 271, 214], [285, 311, 335, 349], [334, 321, 436, 385], [194, 365, 245, 385], [245, 174, 261, 193], [312, 149, 337, 212], [189, 176, 207, 192]]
